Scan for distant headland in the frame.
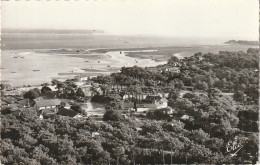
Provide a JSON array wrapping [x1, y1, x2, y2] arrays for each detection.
[[1, 28, 105, 34], [225, 40, 259, 46]]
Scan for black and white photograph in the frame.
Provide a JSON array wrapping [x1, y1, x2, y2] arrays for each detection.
[[0, 0, 259, 164]]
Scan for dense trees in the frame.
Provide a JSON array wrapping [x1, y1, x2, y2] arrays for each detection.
[[41, 86, 52, 95], [24, 88, 41, 100], [70, 104, 83, 113], [168, 56, 180, 64], [76, 88, 85, 97], [90, 49, 259, 105], [233, 90, 244, 102], [146, 108, 171, 120], [238, 106, 259, 132], [103, 110, 125, 121], [50, 79, 88, 100], [1, 97, 258, 164], [1, 48, 258, 164]]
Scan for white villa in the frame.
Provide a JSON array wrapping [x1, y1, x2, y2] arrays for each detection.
[[122, 95, 168, 112]]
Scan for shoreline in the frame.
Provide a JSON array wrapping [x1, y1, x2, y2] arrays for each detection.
[[1, 44, 255, 87], [1, 48, 168, 87]]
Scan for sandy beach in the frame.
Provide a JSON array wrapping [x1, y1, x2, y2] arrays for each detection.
[[1, 44, 253, 87], [1, 49, 167, 87]]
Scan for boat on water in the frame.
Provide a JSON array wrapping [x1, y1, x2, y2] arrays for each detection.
[[33, 70, 40, 72]]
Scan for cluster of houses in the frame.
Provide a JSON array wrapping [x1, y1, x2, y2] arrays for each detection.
[[0, 81, 89, 119], [147, 63, 181, 73], [0, 74, 102, 119], [1, 67, 201, 120], [35, 97, 85, 119], [122, 94, 174, 116], [1, 81, 174, 120], [1, 93, 86, 119]]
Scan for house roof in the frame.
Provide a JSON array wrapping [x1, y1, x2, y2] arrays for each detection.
[[42, 108, 56, 115], [136, 103, 156, 108], [122, 102, 135, 108], [3, 90, 22, 96], [2, 97, 16, 104], [0, 100, 7, 105], [158, 107, 173, 112], [73, 114, 84, 118], [160, 98, 168, 103], [145, 96, 162, 101], [17, 99, 29, 106], [122, 101, 157, 109], [14, 96, 24, 101], [34, 98, 61, 107], [9, 104, 20, 111], [181, 115, 190, 120]]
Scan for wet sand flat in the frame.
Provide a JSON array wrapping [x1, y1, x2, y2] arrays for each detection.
[[1, 49, 167, 87], [1, 44, 254, 87]]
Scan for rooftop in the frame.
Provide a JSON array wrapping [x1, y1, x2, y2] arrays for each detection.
[[145, 95, 162, 101], [34, 98, 61, 107]]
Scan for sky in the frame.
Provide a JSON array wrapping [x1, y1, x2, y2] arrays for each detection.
[[1, 0, 259, 40]]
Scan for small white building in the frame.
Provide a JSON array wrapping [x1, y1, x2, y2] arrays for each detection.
[[122, 96, 168, 112], [164, 66, 180, 73]]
